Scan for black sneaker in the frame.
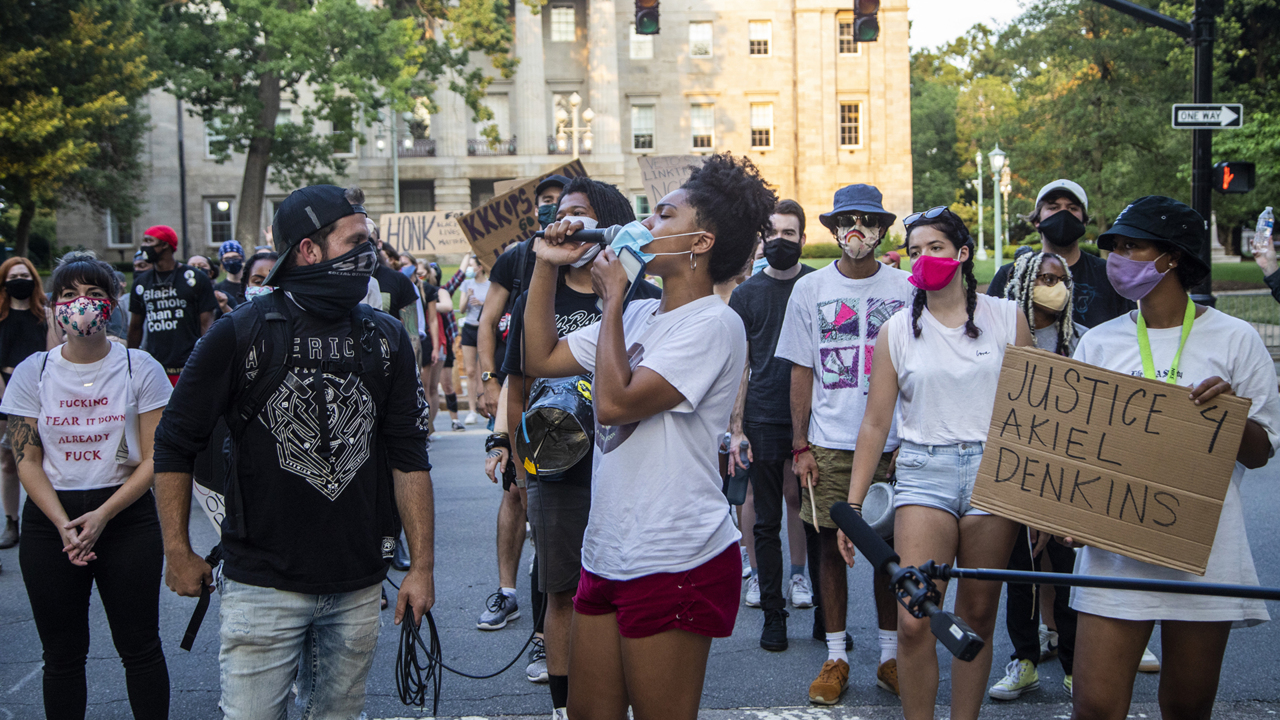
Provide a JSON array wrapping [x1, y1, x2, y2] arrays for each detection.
[[761, 608, 790, 652]]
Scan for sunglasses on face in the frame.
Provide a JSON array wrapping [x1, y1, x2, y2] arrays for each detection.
[[903, 206, 951, 227], [835, 213, 886, 230]]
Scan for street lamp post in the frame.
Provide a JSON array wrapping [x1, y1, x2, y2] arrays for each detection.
[[555, 92, 595, 160], [1000, 165, 1012, 251], [989, 144, 1006, 268], [975, 151, 987, 261]]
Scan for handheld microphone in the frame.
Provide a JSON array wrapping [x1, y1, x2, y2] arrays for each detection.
[[531, 228, 607, 244], [829, 502, 984, 662]]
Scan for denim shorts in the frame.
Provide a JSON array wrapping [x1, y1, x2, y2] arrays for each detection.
[[892, 440, 991, 518]]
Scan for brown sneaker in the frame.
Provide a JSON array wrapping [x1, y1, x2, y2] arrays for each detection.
[[809, 659, 849, 705], [876, 658, 900, 695]]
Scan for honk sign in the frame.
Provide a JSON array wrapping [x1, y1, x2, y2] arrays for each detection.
[[972, 346, 1250, 575]]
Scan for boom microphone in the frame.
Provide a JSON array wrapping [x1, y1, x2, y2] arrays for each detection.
[[830, 502, 985, 662], [531, 228, 607, 244]]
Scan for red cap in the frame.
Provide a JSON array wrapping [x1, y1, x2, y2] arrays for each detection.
[[143, 225, 178, 250]]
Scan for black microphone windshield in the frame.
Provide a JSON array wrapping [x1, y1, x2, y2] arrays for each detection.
[[830, 502, 900, 573], [531, 228, 607, 244]]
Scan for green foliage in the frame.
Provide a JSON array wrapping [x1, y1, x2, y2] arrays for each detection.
[[801, 242, 842, 259]]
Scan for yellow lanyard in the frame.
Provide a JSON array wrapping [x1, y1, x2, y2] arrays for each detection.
[[1136, 299, 1195, 383]]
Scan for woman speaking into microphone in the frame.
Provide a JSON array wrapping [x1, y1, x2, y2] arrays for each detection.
[[520, 153, 775, 720]]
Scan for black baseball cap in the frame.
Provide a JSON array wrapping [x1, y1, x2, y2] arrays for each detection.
[[1099, 195, 1209, 283], [535, 174, 571, 200], [265, 185, 367, 285]]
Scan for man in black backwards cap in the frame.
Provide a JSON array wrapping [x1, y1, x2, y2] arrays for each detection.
[[152, 185, 435, 718]]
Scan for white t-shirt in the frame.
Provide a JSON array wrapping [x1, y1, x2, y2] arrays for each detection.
[[0, 343, 172, 490], [567, 295, 746, 580], [460, 278, 490, 327], [775, 263, 915, 451], [1069, 307, 1280, 627], [885, 293, 1020, 446]]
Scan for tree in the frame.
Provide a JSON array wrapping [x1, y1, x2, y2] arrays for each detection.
[[154, 0, 520, 245], [0, 0, 155, 258]]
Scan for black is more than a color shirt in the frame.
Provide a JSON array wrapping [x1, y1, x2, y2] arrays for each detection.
[[728, 265, 816, 424], [130, 264, 217, 375]]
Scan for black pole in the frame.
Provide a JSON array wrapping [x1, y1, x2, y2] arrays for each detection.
[[176, 97, 190, 259], [932, 564, 1280, 602], [1189, 0, 1216, 306]]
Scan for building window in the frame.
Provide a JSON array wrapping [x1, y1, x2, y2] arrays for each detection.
[[207, 198, 234, 247], [749, 21, 771, 56], [689, 22, 713, 58], [690, 103, 714, 149], [550, 6, 575, 42], [105, 209, 133, 248], [634, 194, 651, 219], [475, 94, 510, 140], [838, 13, 858, 55], [750, 103, 773, 149], [204, 120, 224, 159], [839, 102, 862, 148], [276, 108, 292, 126], [631, 105, 655, 150], [630, 23, 653, 59], [330, 106, 355, 155], [401, 182, 435, 212]]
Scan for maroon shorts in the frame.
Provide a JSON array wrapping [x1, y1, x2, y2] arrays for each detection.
[[573, 543, 741, 639]]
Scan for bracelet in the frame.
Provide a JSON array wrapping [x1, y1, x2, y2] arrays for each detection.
[[790, 445, 811, 459], [485, 434, 511, 453]]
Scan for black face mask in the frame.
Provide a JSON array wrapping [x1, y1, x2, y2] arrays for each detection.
[[278, 242, 378, 319], [142, 245, 163, 263], [1038, 210, 1086, 247], [223, 258, 244, 276], [4, 278, 34, 300], [538, 204, 558, 229], [763, 238, 802, 270]]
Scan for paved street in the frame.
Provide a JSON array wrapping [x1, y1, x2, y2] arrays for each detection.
[[2, 418, 1280, 719]]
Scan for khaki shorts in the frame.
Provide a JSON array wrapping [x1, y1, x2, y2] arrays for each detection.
[[799, 446, 893, 530]]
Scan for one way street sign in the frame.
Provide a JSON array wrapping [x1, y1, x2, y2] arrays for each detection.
[[1172, 103, 1245, 129]]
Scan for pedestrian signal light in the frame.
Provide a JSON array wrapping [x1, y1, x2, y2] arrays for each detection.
[[854, 0, 880, 42], [1214, 161, 1255, 194], [635, 0, 659, 35]]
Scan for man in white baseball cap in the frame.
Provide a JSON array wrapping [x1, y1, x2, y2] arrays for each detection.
[[986, 178, 1133, 328]]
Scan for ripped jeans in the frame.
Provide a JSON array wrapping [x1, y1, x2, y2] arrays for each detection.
[[218, 577, 381, 720]]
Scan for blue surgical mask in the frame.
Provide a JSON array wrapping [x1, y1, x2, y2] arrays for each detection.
[[464, 267, 476, 279], [608, 221, 705, 263], [752, 258, 768, 275]]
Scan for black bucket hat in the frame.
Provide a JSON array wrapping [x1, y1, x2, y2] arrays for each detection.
[[819, 184, 897, 231], [264, 185, 367, 285], [1098, 196, 1209, 283]]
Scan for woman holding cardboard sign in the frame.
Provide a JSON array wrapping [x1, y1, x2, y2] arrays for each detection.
[[836, 207, 1033, 720], [1063, 196, 1280, 720]]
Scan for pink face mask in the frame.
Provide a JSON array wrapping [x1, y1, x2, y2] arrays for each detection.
[[909, 254, 962, 291], [56, 296, 113, 337], [1105, 252, 1168, 301]]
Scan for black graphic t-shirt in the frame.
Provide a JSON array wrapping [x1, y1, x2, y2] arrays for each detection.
[[374, 265, 419, 318], [153, 298, 431, 595], [986, 251, 1133, 329], [129, 264, 217, 375], [215, 278, 246, 307], [728, 265, 815, 424]]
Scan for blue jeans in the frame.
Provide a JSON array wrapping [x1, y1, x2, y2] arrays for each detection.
[[218, 577, 381, 720]]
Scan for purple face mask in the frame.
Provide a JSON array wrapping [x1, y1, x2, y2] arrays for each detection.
[[1106, 252, 1168, 301]]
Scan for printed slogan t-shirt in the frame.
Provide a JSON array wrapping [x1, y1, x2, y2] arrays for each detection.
[[130, 263, 217, 375], [775, 263, 915, 451], [0, 343, 171, 490]]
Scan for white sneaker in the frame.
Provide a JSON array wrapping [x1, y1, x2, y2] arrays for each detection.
[[988, 659, 1040, 700], [1038, 623, 1059, 662], [741, 547, 752, 578], [745, 575, 762, 607], [551, 709, 568, 720], [789, 573, 814, 608], [1138, 647, 1161, 673], [465, 412, 478, 425]]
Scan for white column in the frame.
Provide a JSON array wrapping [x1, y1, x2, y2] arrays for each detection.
[[515, 1, 548, 156], [435, 178, 471, 213], [587, 0, 622, 157], [437, 67, 469, 158]]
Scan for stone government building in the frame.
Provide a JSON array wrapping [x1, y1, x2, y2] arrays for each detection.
[[57, 0, 912, 262]]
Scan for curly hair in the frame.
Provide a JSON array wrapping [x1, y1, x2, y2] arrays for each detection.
[[0, 257, 46, 323], [558, 176, 637, 228], [905, 209, 980, 340], [681, 153, 778, 284], [1005, 251, 1077, 356]]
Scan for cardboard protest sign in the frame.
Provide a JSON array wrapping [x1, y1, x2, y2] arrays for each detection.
[[457, 160, 587, 268], [638, 155, 705, 207], [972, 346, 1249, 575], [379, 211, 470, 256], [493, 177, 526, 196]]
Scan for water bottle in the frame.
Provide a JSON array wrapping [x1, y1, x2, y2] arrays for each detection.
[[1253, 207, 1274, 257]]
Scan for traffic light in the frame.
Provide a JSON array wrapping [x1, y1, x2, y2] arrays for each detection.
[[1214, 161, 1256, 194], [635, 0, 659, 35], [853, 0, 880, 42]]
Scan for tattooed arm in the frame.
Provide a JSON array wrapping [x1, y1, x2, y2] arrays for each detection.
[[8, 415, 89, 565]]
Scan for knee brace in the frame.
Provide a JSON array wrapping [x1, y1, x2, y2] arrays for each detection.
[[445, 394, 458, 413]]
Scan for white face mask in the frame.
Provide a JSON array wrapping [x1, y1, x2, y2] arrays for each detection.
[[568, 217, 603, 267], [835, 216, 884, 260]]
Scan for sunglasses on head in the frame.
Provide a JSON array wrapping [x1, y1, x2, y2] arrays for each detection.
[[903, 206, 951, 227]]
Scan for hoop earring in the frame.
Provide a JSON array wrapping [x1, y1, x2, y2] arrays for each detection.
[[690, 252, 697, 271]]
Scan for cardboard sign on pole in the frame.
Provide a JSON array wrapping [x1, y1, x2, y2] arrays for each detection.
[[971, 346, 1249, 575], [457, 160, 587, 268], [637, 155, 705, 206], [378, 211, 471, 256]]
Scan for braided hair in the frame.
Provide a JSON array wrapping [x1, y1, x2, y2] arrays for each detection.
[[906, 210, 980, 339], [1005, 251, 1077, 356]]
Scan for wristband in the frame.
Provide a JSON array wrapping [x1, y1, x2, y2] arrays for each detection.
[[790, 445, 811, 459], [485, 434, 511, 453]]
